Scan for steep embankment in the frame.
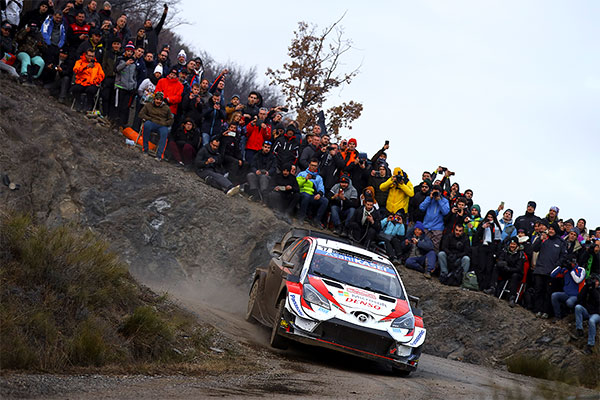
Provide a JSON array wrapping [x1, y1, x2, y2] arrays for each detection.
[[0, 75, 596, 387]]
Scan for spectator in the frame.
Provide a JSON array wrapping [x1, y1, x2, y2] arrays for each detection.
[[179, 82, 203, 127], [218, 122, 245, 184], [1, 0, 23, 29], [15, 23, 46, 84], [40, 12, 65, 62], [379, 167, 414, 216], [225, 94, 244, 120], [582, 239, 600, 277], [84, 0, 100, 28], [439, 224, 471, 284], [465, 204, 482, 244], [340, 137, 359, 169], [19, 1, 53, 30], [133, 27, 147, 51], [574, 274, 600, 354], [0, 22, 18, 78], [514, 201, 539, 237], [155, 66, 184, 115], [576, 218, 588, 243], [199, 93, 225, 145], [194, 136, 241, 196], [114, 41, 137, 128], [111, 14, 130, 45], [475, 210, 503, 293], [138, 64, 161, 106], [491, 237, 525, 306], [296, 158, 328, 227], [328, 175, 359, 235], [561, 218, 576, 240], [318, 142, 345, 192], [408, 179, 430, 224], [378, 211, 406, 264], [444, 196, 470, 235], [71, 48, 104, 111], [143, 4, 167, 55], [565, 227, 585, 264], [542, 206, 561, 233], [268, 163, 300, 222], [167, 118, 200, 166], [175, 48, 186, 70], [360, 186, 379, 210], [402, 221, 436, 279], [242, 91, 262, 121], [143, 51, 155, 78], [496, 206, 517, 242], [98, 2, 113, 25], [246, 140, 277, 202], [66, 10, 89, 55], [551, 254, 586, 320], [347, 197, 381, 247], [369, 142, 390, 168], [531, 222, 567, 319], [419, 184, 450, 253], [368, 162, 391, 208], [299, 133, 320, 171], [155, 49, 171, 74], [464, 188, 474, 209], [273, 125, 300, 169], [138, 91, 173, 161], [100, 36, 120, 118], [244, 107, 271, 164], [42, 47, 72, 101], [75, 27, 103, 61]]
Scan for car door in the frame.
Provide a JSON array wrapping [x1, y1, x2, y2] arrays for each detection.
[[263, 238, 309, 320]]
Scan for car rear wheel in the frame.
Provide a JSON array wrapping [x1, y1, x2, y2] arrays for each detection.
[[270, 298, 289, 349], [245, 279, 259, 323]]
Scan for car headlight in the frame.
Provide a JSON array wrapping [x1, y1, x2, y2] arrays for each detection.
[[302, 284, 330, 310], [391, 313, 414, 330]]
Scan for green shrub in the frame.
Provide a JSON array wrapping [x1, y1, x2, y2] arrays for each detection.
[[121, 306, 174, 360]]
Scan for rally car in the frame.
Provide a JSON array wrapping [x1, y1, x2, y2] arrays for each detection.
[[246, 229, 426, 375]]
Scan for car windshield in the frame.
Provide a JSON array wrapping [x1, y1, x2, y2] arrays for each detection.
[[308, 246, 405, 299]]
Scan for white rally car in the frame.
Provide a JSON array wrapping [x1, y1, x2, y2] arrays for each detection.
[[246, 229, 426, 375]]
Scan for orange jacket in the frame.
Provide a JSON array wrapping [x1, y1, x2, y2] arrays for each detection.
[[73, 54, 105, 86], [155, 77, 184, 114]]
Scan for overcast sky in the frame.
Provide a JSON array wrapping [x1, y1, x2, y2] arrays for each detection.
[[175, 0, 599, 229]]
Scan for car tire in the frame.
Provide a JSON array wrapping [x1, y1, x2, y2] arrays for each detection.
[[270, 298, 289, 349], [392, 367, 412, 377], [245, 279, 259, 323]]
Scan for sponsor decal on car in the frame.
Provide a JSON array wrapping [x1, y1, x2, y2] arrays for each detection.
[[314, 249, 396, 276], [289, 294, 306, 317], [407, 327, 426, 347], [344, 296, 382, 310]]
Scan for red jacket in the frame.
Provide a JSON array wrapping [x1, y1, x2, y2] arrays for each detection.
[[155, 77, 183, 114], [245, 121, 272, 151]]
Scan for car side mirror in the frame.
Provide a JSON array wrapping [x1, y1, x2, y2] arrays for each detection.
[[408, 295, 420, 308], [282, 260, 294, 268]]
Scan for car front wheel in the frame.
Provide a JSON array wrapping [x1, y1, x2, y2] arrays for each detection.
[[270, 298, 289, 349], [245, 279, 259, 323]]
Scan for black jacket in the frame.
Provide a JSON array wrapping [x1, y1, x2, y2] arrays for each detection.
[[497, 247, 525, 275], [532, 234, 567, 276], [273, 134, 300, 169], [170, 126, 200, 150], [408, 189, 429, 223], [271, 171, 299, 194], [577, 281, 600, 315], [514, 211, 539, 237], [194, 143, 224, 172], [218, 133, 242, 161], [440, 232, 471, 261], [349, 206, 381, 231], [250, 151, 277, 175], [318, 152, 345, 191]]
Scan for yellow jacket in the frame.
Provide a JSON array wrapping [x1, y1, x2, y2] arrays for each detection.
[[379, 167, 414, 214]]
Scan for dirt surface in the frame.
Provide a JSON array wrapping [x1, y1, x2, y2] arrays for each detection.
[[0, 75, 597, 399]]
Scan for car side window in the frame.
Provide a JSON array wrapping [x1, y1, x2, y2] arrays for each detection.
[[289, 241, 310, 273]]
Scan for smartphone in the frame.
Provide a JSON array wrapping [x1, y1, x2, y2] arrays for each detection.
[[500, 201, 505, 208], [385, 140, 389, 145]]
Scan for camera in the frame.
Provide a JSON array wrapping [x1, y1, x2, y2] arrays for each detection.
[[327, 145, 335, 151], [432, 190, 441, 198], [279, 106, 289, 112], [255, 119, 264, 126]]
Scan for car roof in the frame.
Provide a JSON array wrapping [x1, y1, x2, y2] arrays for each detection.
[[311, 237, 392, 265]]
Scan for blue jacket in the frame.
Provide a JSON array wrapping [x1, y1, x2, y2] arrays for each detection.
[[403, 228, 434, 254], [297, 168, 325, 196], [380, 219, 405, 237], [41, 15, 66, 48], [551, 265, 585, 297], [419, 196, 450, 231]]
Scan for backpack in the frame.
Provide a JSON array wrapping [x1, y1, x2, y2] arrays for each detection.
[[461, 270, 479, 290], [440, 267, 463, 286]]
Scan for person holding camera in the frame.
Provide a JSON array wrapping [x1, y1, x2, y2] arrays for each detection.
[[71, 48, 104, 111], [272, 125, 301, 170], [408, 179, 431, 224], [474, 210, 503, 294], [550, 254, 585, 319], [328, 175, 359, 235], [379, 167, 414, 217], [574, 274, 600, 354], [378, 210, 406, 264], [368, 162, 391, 207], [347, 197, 381, 247], [490, 237, 525, 306], [244, 107, 272, 164], [419, 184, 450, 253], [15, 23, 47, 84], [402, 221, 436, 278], [443, 196, 470, 236], [318, 142, 345, 192], [246, 141, 276, 202]]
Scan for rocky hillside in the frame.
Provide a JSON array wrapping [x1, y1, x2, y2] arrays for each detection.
[[0, 75, 596, 387]]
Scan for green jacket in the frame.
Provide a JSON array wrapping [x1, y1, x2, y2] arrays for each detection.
[[138, 101, 173, 127]]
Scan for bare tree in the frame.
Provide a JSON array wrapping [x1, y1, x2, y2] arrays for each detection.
[[266, 15, 363, 138]]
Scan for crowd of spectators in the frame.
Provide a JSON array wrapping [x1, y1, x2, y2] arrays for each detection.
[[2, 0, 599, 355]]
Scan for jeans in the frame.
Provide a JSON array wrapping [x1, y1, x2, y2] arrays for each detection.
[[405, 251, 437, 273], [330, 205, 356, 228], [246, 173, 271, 193], [196, 169, 233, 192], [575, 305, 600, 346], [16, 53, 45, 77], [143, 121, 169, 158], [551, 292, 578, 318], [0, 61, 18, 77], [298, 192, 329, 222], [438, 252, 470, 276]]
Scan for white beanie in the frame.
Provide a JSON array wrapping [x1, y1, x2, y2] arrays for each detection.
[[178, 49, 186, 59], [154, 64, 163, 75]]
